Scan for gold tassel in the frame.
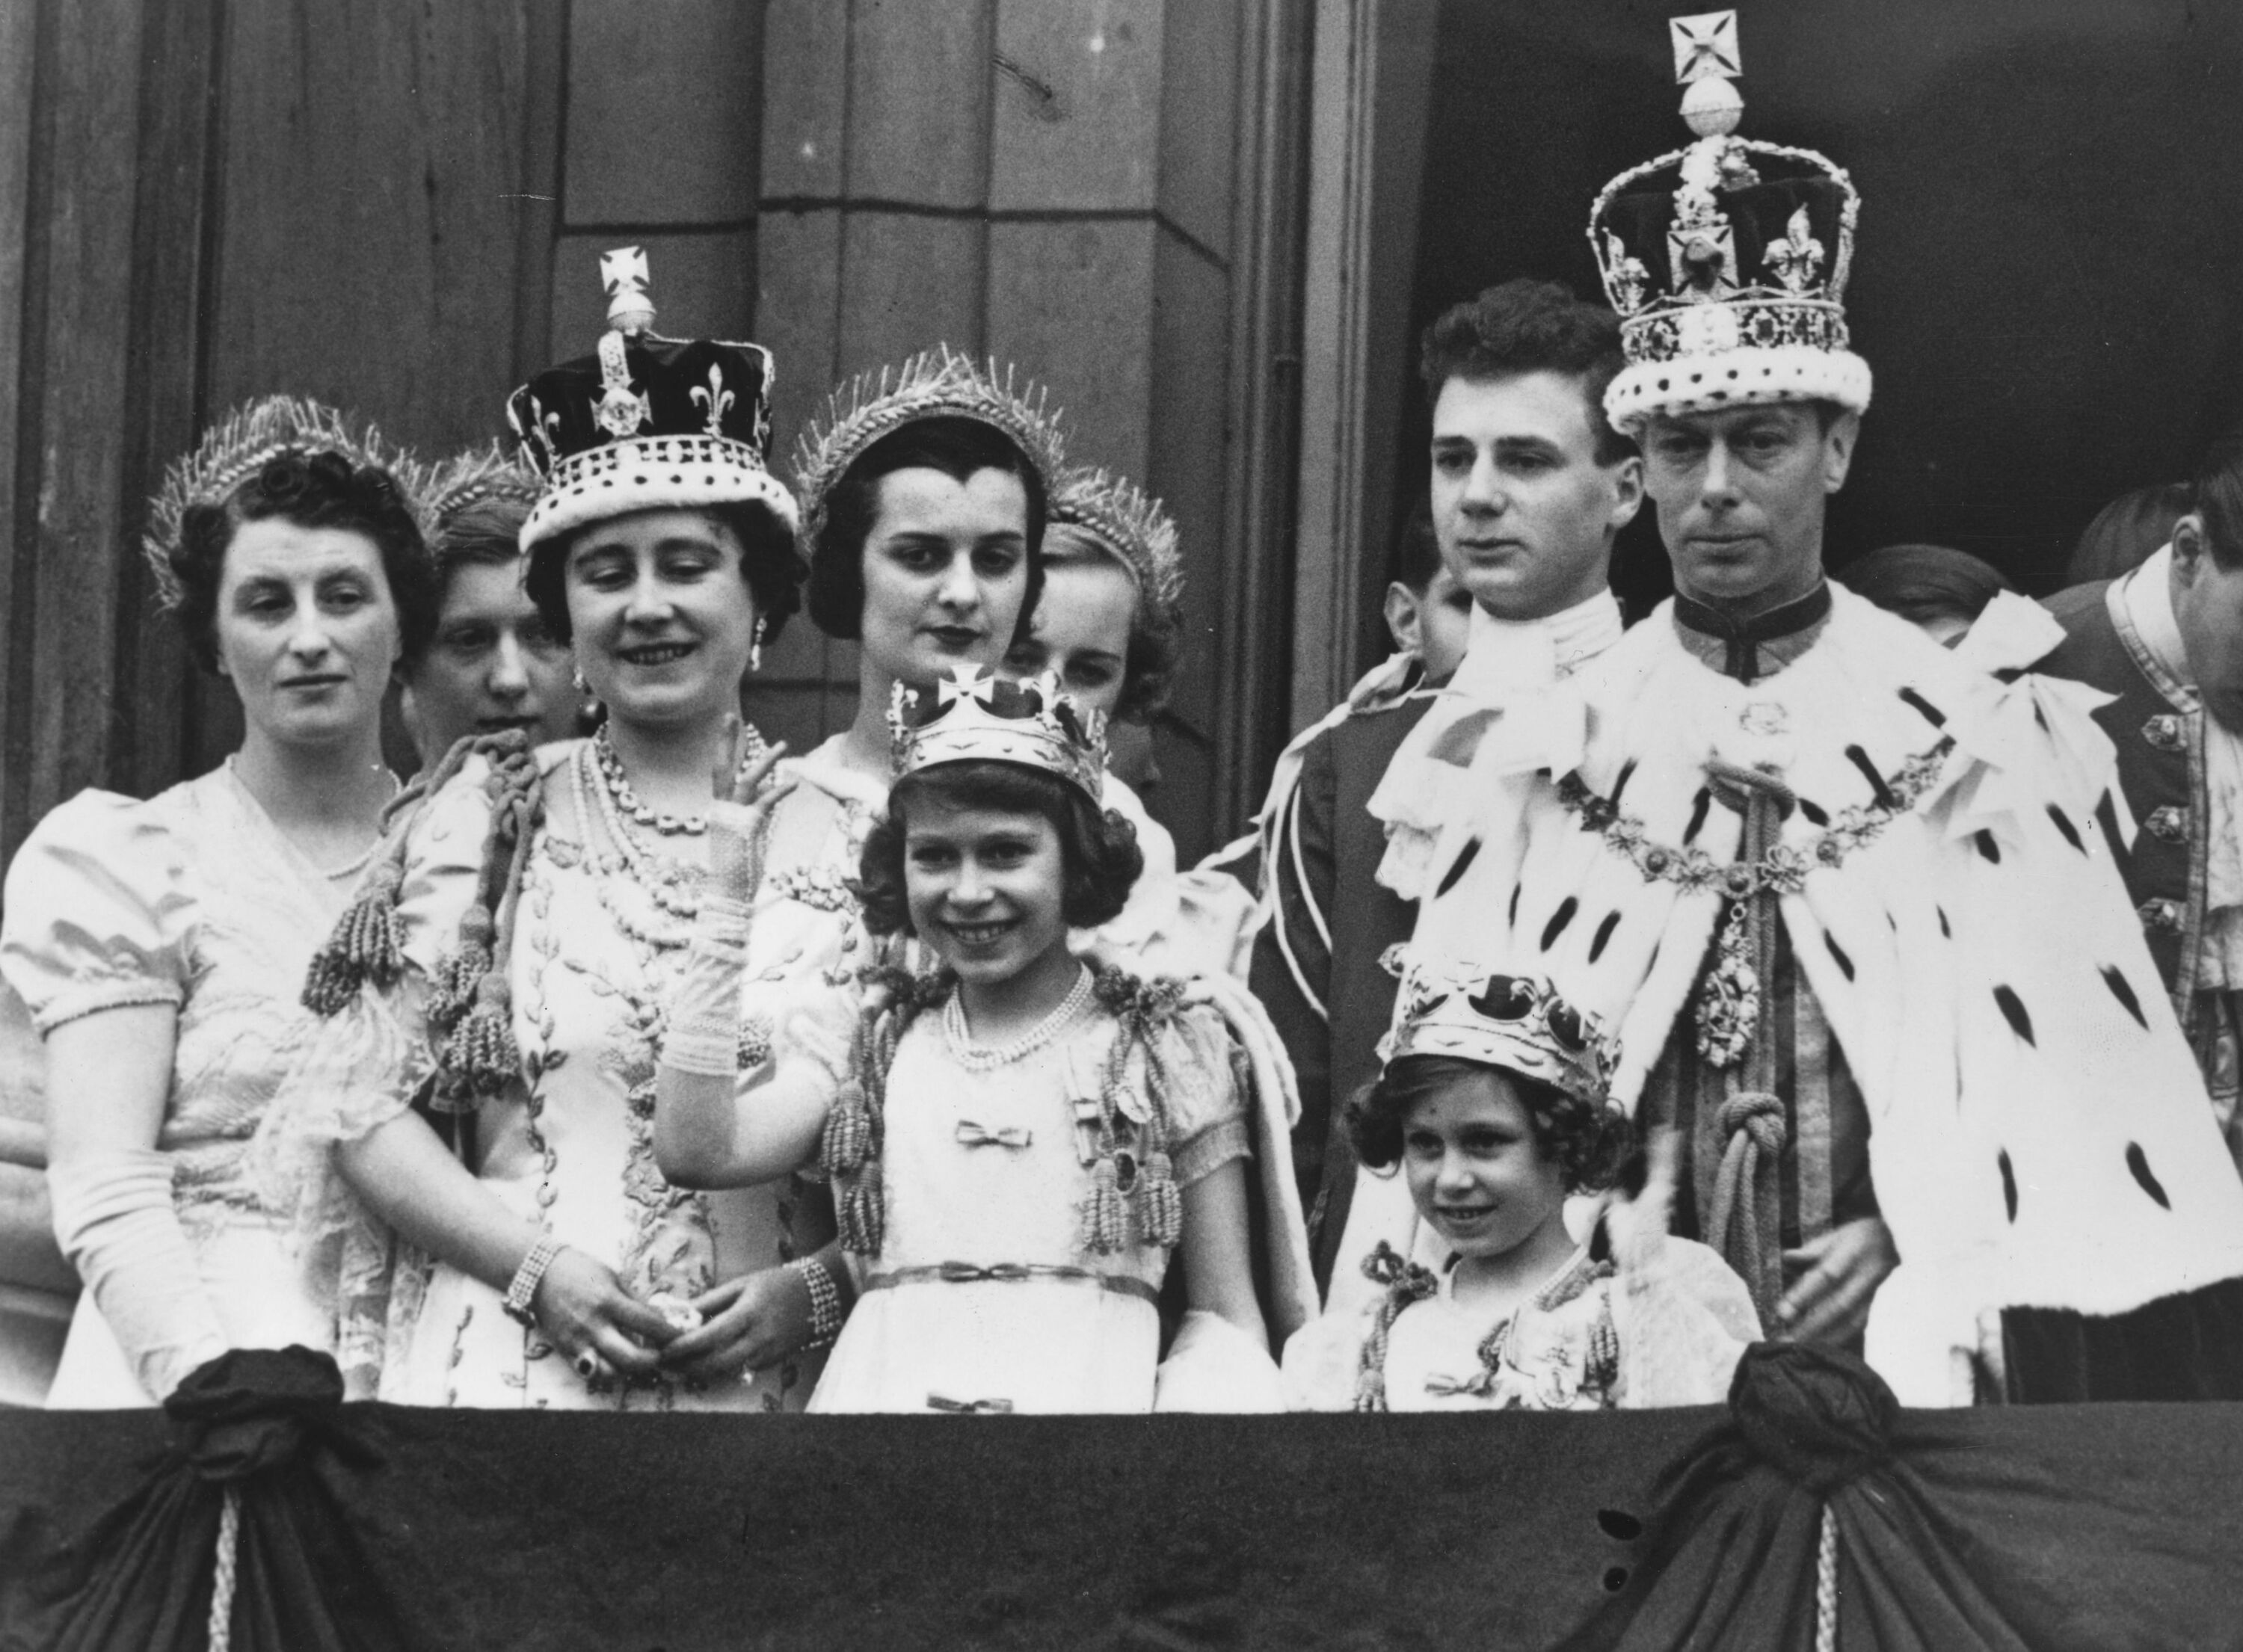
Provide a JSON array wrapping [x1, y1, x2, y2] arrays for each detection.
[[821, 1081, 873, 1176], [428, 903, 496, 1029], [1083, 1156, 1129, 1255], [1137, 1149, 1182, 1250], [838, 1167, 885, 1256], [301, 860, 405, 1015], [442, 971, 518, 1097]]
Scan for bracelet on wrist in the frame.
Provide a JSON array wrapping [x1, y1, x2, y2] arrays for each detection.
[[503, 1236, 562, 1327], [790, 1255, 844, 1349]]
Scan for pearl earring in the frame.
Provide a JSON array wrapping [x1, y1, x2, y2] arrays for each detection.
[[749, 617, 766, 674], [572, 664, 590, 695]]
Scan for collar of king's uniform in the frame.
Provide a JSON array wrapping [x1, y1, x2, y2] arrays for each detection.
[[1671, 579, 1835, 685]]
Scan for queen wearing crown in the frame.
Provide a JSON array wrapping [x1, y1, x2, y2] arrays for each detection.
[[259, 252, 843, 1408]]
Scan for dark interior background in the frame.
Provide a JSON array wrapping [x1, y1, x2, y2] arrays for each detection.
[[1389, 0, 2243, 634]]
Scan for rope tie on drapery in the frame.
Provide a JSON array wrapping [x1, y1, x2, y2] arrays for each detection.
[[1815, 1502, 1840, 1652], [206, 1486, 242, 1652]]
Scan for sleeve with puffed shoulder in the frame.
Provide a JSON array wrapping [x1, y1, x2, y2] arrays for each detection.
[[1146, 999, 1254, 1190], [0, 790, 194, 1034], [0, 791, 219, 1400]]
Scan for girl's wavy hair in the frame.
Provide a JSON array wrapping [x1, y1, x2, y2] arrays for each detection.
[[858, 759, 1141, 936], [1347, 1052, 1635, 1195]]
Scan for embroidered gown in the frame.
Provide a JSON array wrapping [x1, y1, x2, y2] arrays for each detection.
[[809, 990, 1259, 1414], [0, 765, 360, 1405], [272, 738, 865, 1409]]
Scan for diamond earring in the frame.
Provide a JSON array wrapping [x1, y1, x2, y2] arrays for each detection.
[[749, 617, 766, 674]]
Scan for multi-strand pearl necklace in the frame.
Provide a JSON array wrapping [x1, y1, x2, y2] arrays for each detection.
[[573, 741, 700, 931], [593, 723, 768, 838], [941, 966, 1095, 1072]]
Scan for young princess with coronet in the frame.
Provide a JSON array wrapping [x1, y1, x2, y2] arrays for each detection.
[[656, 669, 1311, 1412], [1283, 957, 1759, 1411]]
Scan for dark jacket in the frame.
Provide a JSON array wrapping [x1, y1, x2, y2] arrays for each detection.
[[2040, 578, 2203, 1015], [1249, 688, 1436, 1293]]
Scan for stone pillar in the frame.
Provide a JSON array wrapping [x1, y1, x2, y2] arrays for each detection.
[[754, 0, 1292, 860]]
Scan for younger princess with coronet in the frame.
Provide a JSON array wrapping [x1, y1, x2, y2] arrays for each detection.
[[656, 669, 1298, 1412], [1283, 956, 1759, 1411]]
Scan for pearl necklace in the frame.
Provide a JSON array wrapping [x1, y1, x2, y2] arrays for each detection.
[[941, 967, 1095, 1072], [573, 741, 701, 925], [594, 723, 768, 837]]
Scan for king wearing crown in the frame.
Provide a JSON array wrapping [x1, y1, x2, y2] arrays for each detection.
[[1369, 12, 2243, 1405]]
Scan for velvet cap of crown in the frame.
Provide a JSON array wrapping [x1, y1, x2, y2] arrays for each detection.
[[1589, 10, 1870, 434], [1377, 949, 1619, 1109], [507, 246, 799, 552], [888, 665, 1107, 802]]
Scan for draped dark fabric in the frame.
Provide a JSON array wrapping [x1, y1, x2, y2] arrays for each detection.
[[4, 1357, 2242, 1651], [1557, 1343, 2243, 1652], [0, 1348, 406, 1652]]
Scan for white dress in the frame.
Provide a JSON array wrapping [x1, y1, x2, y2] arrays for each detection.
[[810, 993, 1254, 1414], [0, 765, 354, 1405], [1283, 1230, 1759, 1411]]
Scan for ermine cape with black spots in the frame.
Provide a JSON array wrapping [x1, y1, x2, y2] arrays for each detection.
[[1397, 584, 2243, 1405]]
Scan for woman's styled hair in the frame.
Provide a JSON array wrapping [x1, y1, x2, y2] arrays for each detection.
[[858, 759, 1142, 937], [1839, 543, 2013, 633], [524, 498, 804, 647], [170, 449, 436, 674], [805, 416, 1047, 643], [1347, 1053, 1634, 1195], [1041, 523, 1183, 727]]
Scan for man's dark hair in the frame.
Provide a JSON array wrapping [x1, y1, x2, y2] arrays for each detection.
[[2067, 481, 2193, 587], [1419, 278, 1633, 466], [2193, 429, 2243, 573], [806, 416, 1047, 643], [858, 759, 1142, 936], [1387, 499, 1442, 593], [1346, 1052, 1634, 1196]]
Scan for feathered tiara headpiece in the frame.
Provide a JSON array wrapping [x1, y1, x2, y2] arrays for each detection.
[[142, 396, 404, 611], [397, 442, 544, 543], [887, 665, 1107, 801], [792, 346, 1068, 542], [1047, 466, 1184, 611]]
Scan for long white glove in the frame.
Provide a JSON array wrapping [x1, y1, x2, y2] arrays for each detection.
[[49, 1144, 226, 1401]]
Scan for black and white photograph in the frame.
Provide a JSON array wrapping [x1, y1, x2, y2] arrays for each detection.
[[1, 1, 2241, 1645]]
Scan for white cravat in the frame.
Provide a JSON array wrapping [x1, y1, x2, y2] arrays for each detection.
[[1367, 588, 1625, 899], [2123, 546, 2243, 984]]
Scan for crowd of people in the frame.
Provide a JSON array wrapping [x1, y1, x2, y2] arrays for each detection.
[[5, 48, 2243, 1419]]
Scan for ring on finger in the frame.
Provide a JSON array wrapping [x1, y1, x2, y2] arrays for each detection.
[[573, 1350, 601, 1381]]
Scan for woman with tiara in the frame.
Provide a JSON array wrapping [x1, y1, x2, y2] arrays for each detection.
[[1005, 466, 1260, 979], [264, 253, 835, 1408], [1, 399, 434, 1405]]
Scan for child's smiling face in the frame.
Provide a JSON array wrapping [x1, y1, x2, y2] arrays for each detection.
[[903, 799, 1071, 986], [1401, 1070, 1569, 1260]]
